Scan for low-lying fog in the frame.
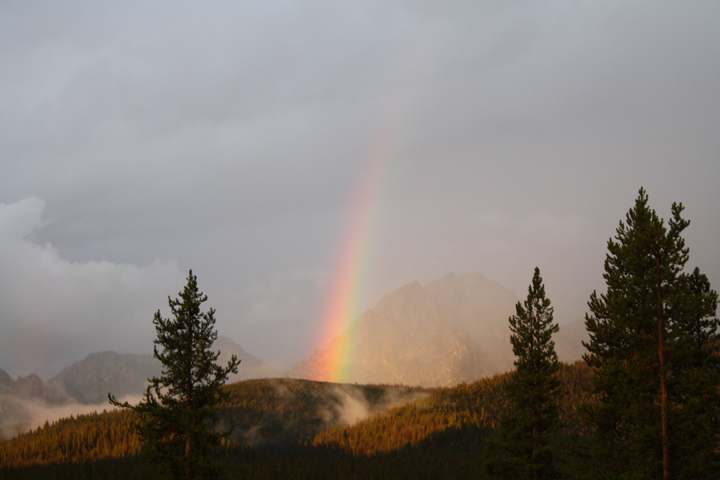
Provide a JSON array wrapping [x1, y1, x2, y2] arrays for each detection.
[[0, 395, 143, 440], [1, 383, 429, 442]]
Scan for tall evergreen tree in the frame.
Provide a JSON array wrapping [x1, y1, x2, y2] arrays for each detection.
[[583, 188, 720, 480], [485, 267, 565, 480], [110, 270, 240, 480]]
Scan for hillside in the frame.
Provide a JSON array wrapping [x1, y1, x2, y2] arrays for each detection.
[[0, 377, 428, 470], [312, 361, 593, 456], [0, 362, 594, 479]]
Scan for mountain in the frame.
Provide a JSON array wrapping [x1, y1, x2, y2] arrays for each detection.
[[424, 273, 588, 369], [215, 335, 283, 383], [288, 272, 587, 387], [287, 277, 497, 387], [47, 335, 280, 405], [0, 369, 15, 395], [0, 336, 277, 408], [0, 372, 47, 400], [422, 273, 520, 373], [49, 352, 160, 405], [0, 337, 279, 438]]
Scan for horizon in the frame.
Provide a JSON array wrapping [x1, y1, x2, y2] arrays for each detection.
[[4, 271, 523, 381]]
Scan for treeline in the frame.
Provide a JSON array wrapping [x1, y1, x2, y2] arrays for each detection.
[[220, 378, 427, 447], [0, 377, 429, 471], [311, 362, 593, 456], [2, 189, 718, 479], [0, 363, 591, 477], [0, 410, 139, 469]]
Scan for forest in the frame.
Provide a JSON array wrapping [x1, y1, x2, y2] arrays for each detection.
[[0, 362, 593, 479], [1, 190, 718, 479]]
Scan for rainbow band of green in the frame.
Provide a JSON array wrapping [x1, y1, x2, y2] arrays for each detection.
[[317, 113, 400, 383]]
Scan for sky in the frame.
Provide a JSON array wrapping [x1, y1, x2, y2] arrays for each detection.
[[1, 1, 719, 379]]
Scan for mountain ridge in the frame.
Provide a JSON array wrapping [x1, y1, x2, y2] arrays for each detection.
[[288, 272, 587, 387], [0, 336, 279, 437], [287, 273, 503, 386]]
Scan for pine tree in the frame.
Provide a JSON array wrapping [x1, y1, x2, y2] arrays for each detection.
[[485, 267, 565, 480], [109, 270, 240, 479], [583, 188, 720, 480]]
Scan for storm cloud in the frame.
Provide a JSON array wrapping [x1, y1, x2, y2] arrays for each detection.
[[1, 1, 718, 378]]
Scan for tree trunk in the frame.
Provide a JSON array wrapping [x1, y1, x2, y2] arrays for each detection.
[[186, 318, 194, 478], [656, 257, 670, 480], [534, 308, 540, 451]]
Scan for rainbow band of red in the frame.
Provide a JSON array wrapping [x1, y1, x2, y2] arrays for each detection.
[[317, 116, 399, 383]]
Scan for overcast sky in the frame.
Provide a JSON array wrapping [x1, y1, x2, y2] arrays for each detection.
[[2, 1, 719, 379]]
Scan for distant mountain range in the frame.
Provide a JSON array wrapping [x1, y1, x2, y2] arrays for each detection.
[[287, 272, 587, 387], [1, 273, 587, 400], [0, 336, 281, 437], [7, 336, 281, 405], [1, 272, 589, 437]]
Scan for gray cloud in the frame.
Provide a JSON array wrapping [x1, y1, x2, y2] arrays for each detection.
[[1, 1, 718, 375], [0, 198, 183, 378]]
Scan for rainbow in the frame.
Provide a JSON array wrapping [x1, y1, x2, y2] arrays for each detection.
[[316, 113, 401, 383]]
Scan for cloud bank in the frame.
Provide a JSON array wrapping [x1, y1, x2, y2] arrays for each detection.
[[0, 198, 183, 378], [1, 1, 718, 372]]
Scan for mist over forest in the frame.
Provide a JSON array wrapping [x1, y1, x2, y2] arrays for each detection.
[[1, 2, 719, 477]]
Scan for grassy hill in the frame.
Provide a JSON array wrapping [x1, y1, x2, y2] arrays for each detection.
[[0, 362, 593, 479]]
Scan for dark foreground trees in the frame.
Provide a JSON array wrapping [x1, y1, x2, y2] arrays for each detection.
[[485, 267, 565, 480], [110, 270, 240, 479], [583, 188, 720, 480]]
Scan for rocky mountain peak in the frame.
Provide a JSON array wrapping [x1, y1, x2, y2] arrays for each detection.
[[12, 374, 45, 399], [287, 274, 503, 387], [0, 369, 13, 392]]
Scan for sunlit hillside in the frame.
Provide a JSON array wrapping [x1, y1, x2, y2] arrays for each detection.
[[0, 362, 593, 479]]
